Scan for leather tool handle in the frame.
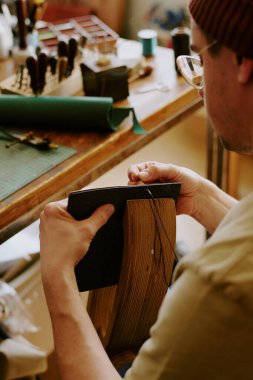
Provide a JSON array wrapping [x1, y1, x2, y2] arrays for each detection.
[[48, 55, 57, 75], [57, 40, 68, 57], [26, 55, 38, 94], [15, 0, 27, 49], [67, 37, 78, 75], [58, 56, 68, 82], [37, 51, 48, 93]]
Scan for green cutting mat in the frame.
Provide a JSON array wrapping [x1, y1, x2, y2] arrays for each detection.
[[0, 137, 77, 201]]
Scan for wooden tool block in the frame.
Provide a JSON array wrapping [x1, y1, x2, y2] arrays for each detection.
[[0, 63, 83, 97]]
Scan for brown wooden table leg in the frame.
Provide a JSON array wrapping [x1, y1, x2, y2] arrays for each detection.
[[206, 121, 239, 198]]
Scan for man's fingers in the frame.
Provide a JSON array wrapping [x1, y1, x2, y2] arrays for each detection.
[[128, 165, 142, 182], [128, 162, 158, 182]]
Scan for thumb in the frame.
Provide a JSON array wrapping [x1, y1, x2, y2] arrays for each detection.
[[82, 204, 115, 239]]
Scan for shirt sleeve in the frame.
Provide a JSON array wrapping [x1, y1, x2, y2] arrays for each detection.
[[124, 268, 253, 380]]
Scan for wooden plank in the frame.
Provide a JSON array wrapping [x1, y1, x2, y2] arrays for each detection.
[[88, 198, 176, 355]]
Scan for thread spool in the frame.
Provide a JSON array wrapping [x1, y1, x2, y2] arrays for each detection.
[[138, 29, 157, 57], [171, 27, 191, 75]]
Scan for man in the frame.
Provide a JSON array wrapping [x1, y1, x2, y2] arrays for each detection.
[[40, 0, 253, 378]]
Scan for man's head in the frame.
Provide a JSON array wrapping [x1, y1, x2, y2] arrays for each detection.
[[189, 0, 253, 154], [189, 0, 253, 59]]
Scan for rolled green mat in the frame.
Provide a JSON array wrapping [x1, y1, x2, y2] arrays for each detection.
[[0, 95, 145, 134]]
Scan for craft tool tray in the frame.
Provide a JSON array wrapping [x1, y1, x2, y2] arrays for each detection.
[[37, 14, 119, 54], [0, 15, 119, 97]]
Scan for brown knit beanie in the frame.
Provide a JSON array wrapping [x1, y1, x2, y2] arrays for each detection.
[[189, 0, 253, 58]]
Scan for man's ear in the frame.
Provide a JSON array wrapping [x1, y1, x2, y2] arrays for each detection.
[[237, 57, 253, 84]]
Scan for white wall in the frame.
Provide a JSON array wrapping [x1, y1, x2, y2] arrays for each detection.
[[125, 0, 188, 39]]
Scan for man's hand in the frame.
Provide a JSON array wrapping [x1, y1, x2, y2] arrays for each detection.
[[40, 200, 115, 279], [128, 161, 237, 233], [39, 200, 121, 380], [128, 161, 204, 217]]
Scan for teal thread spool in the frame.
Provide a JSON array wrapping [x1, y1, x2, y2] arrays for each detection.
[[138, 29, 157, 57]]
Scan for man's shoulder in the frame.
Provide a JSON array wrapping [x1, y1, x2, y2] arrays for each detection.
[[217, 191, 253, 236], [174, 192, 253, 313]]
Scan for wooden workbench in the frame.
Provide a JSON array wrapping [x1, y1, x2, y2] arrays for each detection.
[[0, 46, 202, 243]]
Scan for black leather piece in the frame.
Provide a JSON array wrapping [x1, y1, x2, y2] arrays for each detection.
[[80, 64, 129, 101], [67, 183, 181, 291]]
